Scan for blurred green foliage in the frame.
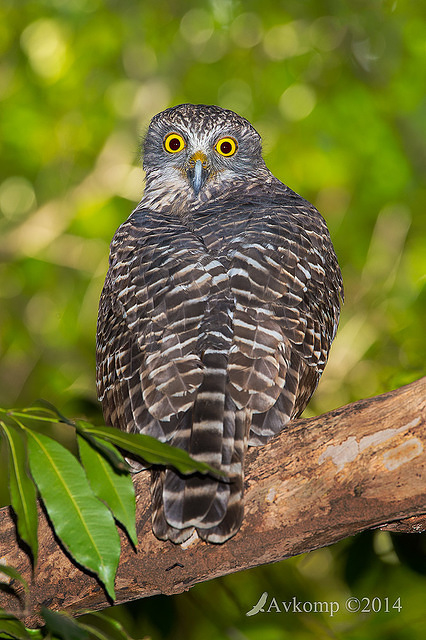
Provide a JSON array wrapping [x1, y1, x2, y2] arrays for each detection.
[[0, 0, 425, 638]]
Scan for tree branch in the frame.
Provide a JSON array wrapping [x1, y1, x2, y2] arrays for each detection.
[[1, 377, 425, 627]]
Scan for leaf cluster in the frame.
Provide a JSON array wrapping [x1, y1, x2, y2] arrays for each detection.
[[0, 605, 135, 640], [0, 403, 222, 601]]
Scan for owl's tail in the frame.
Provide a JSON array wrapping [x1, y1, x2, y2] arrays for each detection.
[[151, 351, 249, 544]]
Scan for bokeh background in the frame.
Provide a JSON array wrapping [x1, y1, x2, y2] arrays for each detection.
[[1, 0, 425, 638]]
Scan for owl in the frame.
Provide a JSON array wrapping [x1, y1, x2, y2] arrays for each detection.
[[96, 103, 343, 544]]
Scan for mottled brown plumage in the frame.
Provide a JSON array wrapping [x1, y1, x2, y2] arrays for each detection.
[[96, 104, 343, 544]]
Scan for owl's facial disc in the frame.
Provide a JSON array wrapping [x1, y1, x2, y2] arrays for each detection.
[[187, 151, 210, 195]]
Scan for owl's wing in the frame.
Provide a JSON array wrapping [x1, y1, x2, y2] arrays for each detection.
[[96, 208, 229, 444], [231, 199, 342, 443], [192, 192, 342, 445], [97, 207, 240, 542]]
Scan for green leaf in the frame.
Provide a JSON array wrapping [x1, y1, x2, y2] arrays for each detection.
[[0, 564, 29, 592], [82, 613, 134, 640], [78, 435, 137, 547], [76, 431, 128, 473], [26, 431, 120, 600], [26, 630, 44, 639], [0, 421, 38, 562], [76, 422, 227, 479], [41, 608, 89, 640], [0, 613, 31, 640], [77, 623, 116, 640], [27, 400, 76, 426]]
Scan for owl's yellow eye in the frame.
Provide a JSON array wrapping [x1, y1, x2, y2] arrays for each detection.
[[215, 137, 237, 157], [164, 133, 186, 153]]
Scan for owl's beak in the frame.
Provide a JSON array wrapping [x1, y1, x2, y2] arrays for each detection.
[[187, 153, 210, 195]]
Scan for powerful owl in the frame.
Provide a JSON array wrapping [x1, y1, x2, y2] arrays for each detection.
[[96, 103, 343, 544]]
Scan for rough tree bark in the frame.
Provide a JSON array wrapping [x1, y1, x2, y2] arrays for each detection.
[[0, 377, 425, 627]]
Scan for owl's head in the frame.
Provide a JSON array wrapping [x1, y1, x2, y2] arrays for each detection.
[[142, 104, 267, 204]]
